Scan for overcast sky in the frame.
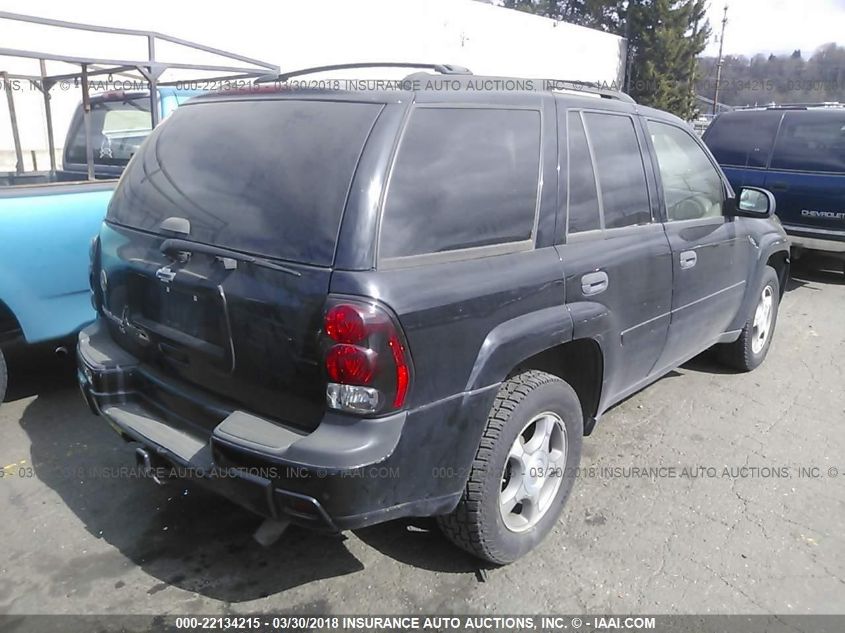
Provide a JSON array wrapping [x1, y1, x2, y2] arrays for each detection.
[[703, 0, 845, 57], [3, 0, 843, 60]]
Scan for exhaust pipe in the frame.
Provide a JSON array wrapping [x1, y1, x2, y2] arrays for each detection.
[[135, 447, 168, 486], [253, 517, 291, 547], [55, 346, 68, 357]]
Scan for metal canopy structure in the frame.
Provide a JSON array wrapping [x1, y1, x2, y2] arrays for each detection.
[[0, 11, 279, 179]]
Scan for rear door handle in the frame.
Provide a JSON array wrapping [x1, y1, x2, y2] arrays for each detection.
[[769, 181, 789, 192], [680, 250, 698, 269], [581, 271, 609, 296]]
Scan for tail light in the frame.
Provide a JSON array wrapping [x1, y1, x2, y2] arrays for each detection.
[[322, 297, 412, 415]]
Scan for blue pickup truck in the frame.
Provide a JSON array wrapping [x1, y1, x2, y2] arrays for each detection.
[[0, 88, 198, 401]]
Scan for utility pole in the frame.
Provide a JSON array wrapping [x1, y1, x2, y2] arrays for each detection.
[[624, 0, 633, 93], [712, 4, 728, 115], [688, 1, 703, 119]]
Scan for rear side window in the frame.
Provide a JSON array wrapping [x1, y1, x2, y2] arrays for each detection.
[[704, 112, 782, 168], [566, 112, 601, 233], [379, 107, 541, 260], [108, 99, 382, 266], [66, 97, 153, 166], [769, 111, 845, 174], [582, 112, 651, 229]]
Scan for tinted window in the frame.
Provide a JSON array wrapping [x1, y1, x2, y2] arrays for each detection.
[[66, 97, 153, 166], [380, 108, 541, 259], [583, 112, 651, 229], [566, 112, 601, 233], [770, 111, 845, 173], [704, 111, 782, 168], [108, 100, 382, 266], [649, 121, 724, 222]]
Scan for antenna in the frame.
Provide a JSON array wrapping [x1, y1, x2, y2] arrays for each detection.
[[712, 4, 729, 115]]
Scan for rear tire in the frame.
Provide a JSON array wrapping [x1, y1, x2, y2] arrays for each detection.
[[437, 370, 583, 564], [718, 266, 780, 372]]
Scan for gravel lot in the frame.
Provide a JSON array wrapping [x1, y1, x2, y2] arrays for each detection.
[[1, 258, 843, 616]]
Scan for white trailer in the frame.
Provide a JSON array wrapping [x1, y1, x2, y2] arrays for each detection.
[[1, 0, 627, 166]]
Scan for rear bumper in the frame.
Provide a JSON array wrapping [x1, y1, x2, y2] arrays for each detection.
[[782, 224, 845, 255], [77, 320, 496, 530]]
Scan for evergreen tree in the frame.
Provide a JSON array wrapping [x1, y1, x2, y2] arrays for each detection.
[[627, 0, 710, 118], [502, 0, 711, 119]]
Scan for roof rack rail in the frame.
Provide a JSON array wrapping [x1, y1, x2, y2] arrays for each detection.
[[736, 102, 844, 111], [253, 64, 635, 103], [771, 102, 843, 109], [545, 78, 635, 103], [257, 62, 472, 83]]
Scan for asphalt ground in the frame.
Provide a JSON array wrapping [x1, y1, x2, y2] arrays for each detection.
[[0, 257, 842, 616]]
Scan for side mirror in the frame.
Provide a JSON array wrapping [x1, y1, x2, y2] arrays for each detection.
[[731, 186, 776, 218]]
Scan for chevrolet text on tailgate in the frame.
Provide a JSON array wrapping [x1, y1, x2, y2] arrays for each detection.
[[78, 64, 790, 564]]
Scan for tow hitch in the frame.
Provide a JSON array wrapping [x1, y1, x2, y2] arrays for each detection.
[[135, 447, 170, 486]]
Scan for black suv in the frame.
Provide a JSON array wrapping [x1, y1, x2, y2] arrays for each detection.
[[78, 66, 790, 564]]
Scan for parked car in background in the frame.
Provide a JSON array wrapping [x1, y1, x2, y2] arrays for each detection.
[[78, 67, 790, 564], [0, 89, 199, 402], [704, 105, 845, 273]]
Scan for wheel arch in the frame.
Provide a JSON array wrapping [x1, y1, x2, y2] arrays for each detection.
[[464, 305, 575, 393], [464, 301, 609, 436], [729, 244, 789, 333], [0, 298, 22, 345], [765, 248, 790, 298], [509, 339, 605, 435]]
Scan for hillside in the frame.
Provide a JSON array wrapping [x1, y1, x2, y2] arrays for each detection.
[[697, 44, 845, 107]]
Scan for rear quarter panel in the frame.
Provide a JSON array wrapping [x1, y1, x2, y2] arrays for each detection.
[[328, 250, 569, 507], [329, 248, 568, 406]]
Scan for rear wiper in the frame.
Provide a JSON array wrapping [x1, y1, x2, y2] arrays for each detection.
[[160, 239, 302, 277]]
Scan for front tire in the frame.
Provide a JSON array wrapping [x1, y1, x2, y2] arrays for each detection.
[[438, 370, 583, 564], [718, 266, 780, 372]]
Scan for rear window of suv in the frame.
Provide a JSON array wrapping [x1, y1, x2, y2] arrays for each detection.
[[107, 99, 382, 266], [379, 107, 541, 261]]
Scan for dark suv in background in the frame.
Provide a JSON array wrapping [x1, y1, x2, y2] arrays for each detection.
[[78, 65, 790, 564], [704, 105, 845, 272]]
